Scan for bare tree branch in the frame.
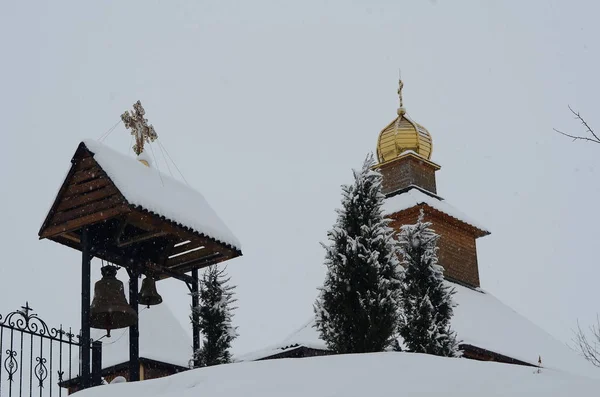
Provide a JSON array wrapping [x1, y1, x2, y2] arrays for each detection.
[[574, 316, 600, 367], [569, 105, 600, 142], [554, 106, 600, 144]]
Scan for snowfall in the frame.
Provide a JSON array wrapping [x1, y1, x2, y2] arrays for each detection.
[[78, 352, 599, 397]]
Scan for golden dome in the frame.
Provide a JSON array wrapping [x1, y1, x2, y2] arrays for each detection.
[[376, 80, 433, 163]]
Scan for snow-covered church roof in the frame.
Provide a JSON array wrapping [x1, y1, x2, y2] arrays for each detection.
[[237, 282, 599, 379], [382, 187, 489, 234], [82, 139, 241, 250], [92, 302, 192, 368]]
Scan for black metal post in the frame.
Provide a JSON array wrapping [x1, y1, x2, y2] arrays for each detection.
[[91, 341, 102, 386], [128, 272, 140, 382], [191, 269, 200, 368], [81, 227, 91, 389]]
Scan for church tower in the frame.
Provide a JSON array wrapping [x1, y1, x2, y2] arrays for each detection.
[[375, 79, 489, 288]]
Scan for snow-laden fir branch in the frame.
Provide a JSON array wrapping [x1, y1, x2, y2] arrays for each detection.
[[190, 265, 238, 367], [314, 154, 403, 353], [398, 209, 460, 357]]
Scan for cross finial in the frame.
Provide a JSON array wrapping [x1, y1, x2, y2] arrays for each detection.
[[121, 101, 158, 156], [397, 73, 405, 116], [20, 302, 33, 318]]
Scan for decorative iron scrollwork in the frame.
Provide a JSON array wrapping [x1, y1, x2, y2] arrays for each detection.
[[4, 350, 17, 382], [34, 357, 48, 388], [0, 303, 61, 340], [0, 303, 99, 397]]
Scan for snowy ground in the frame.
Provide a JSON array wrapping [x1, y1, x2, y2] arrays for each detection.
[[78, 352, 599, 397]]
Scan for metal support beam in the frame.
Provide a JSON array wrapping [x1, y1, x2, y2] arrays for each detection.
[[191, 269, 200, 368], [91, 341, 103, 386], [80, 227, 91, 389], [128, 271, 140, 382]]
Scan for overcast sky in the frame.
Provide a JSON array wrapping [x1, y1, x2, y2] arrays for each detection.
[[1, 0, 599, 358]]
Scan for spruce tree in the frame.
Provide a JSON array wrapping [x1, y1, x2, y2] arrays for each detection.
[[314, 154, 403, 354], [398, 210, 459, 357], [191, 265, 238, 367]]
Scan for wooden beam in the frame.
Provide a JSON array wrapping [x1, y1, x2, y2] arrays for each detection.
[[113, 216, 128, 243], [459, 344, 535, 367], [38, 154, 85, 237], [158, 239, 176, 267], [168, 252, 224, 271], [56, 185, 119, 212], [144, 261, 194, 284], [40, 205, 129, 239], [74, 156, 97, 171], [63, 177, 111, 198], [61, 232, 81, 243], [70, 166, 103, 185], [127, 210, 227, 254], [126, 208, 241, 260], [167, 240, 206, 257], [126, 210, 192, 241], [52, 195, 124, 225], [87, 242, 195, 285], [117, 230, 169, 248], [166, 247, 217, 269]]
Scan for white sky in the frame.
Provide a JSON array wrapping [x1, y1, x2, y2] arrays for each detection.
[[1, 0, 599, 359]]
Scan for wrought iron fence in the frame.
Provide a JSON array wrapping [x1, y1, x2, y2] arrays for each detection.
[[0, 303, 101, 397]]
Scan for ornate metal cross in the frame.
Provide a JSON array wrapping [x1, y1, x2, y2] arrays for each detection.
[[397, 78, 405, 113], [121, 101, 158, 155], [20, 302, 33, 318]]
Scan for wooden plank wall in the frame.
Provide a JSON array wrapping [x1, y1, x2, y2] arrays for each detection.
[[40, 153, 128, 239]]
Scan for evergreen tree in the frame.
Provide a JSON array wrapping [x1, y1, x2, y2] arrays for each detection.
[[190, 265, 238, 367], [398, 210, 459, 357], [314, 154, 403, 354]]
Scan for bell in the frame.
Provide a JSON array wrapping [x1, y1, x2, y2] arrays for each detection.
[[139, 277, 163, 308], [90, 266, 137, 336]]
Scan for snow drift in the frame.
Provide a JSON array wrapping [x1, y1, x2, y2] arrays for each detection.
[[77, 352, 599, 397]]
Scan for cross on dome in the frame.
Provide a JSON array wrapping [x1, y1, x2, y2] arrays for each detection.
[[397, 78, 405, 115], [376, 78, 433, 162]]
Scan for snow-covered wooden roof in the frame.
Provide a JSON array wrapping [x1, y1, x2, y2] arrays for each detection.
[[81, 140, 240, 250], [383, 187, 489, 235], [39, 140, 242, 280], [237, 282, 598, 379]]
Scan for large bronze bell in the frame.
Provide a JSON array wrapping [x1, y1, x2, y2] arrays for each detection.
[[90, 266, 137, 336], [138, 277, 163, 308]]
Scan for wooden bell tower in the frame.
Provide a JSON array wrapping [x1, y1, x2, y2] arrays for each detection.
[[39, 102, 242, 388]]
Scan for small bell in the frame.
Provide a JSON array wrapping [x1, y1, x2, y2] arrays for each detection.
[[139, 277, 163, 308], [90, 266, 137, 336]]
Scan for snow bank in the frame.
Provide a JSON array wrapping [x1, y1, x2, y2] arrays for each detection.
[[78, 352, 600, 397], [237, 282, 599, 379], [382, 188, 488, 233], [91, 302, 192, 368], [83, 140, 241, 250]]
